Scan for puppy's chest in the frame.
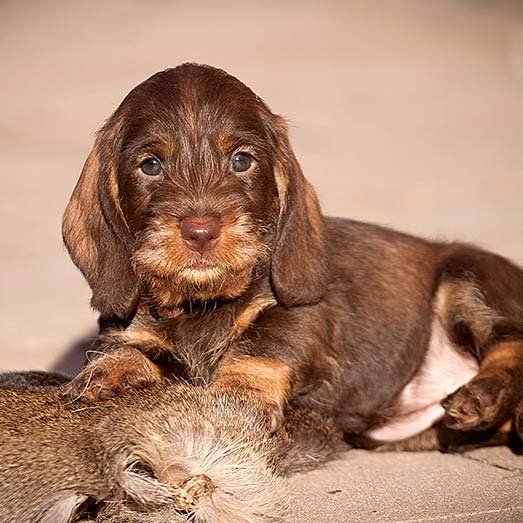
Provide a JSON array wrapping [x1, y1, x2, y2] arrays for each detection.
[[155, 319, 231, 383], [151, 294, 276, 382]]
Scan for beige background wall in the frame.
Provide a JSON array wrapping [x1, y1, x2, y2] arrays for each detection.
[[1, 0, 522, 372]]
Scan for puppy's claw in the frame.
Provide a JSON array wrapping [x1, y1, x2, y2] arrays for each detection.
[[63, 348, 162, 404]]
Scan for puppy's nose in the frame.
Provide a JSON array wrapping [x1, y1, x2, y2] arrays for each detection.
[[180, 217, 220, 254]]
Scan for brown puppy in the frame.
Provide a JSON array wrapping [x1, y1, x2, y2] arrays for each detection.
[[63, 63, 523, 449], [0, 372, 342, 523]]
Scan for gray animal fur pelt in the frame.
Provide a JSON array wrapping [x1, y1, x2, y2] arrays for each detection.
[[0, 372, 344, 523]]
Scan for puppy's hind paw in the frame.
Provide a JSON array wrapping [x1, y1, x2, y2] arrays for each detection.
[[441, 373, 513, 431]]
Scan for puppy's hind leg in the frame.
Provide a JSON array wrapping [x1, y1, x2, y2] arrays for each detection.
[[435, 246, 523, 437], [442, 340, 523, 431]]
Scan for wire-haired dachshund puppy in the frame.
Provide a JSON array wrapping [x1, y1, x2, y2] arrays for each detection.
[[63, 63, 523, 450]]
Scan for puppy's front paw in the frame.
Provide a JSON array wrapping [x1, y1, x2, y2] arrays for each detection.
[[63, 347, 162, 403], [441, 372, 513, 431]]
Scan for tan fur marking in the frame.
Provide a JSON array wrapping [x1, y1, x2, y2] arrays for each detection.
[[215, 356, 291, 408], [274, 164, 289, 219], [273, 116, 291, 218], [433, 278, 500, 346], [500, 420, 513, 433], [231, 295, 277, 337], [117, 322, 173, 356], [480, 340, 523, 370]]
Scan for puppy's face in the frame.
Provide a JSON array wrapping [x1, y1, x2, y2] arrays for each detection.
[[63, 64, 327, 319], [114, 67, 279, 308]]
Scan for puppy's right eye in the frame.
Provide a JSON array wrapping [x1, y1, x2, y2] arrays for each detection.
[[231, 153, 252, 173], [140, 158, 162, 176]]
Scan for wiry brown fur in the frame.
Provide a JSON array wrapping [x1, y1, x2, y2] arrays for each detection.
[[63, 63, 523, 450], [0, 372, 344, 523]]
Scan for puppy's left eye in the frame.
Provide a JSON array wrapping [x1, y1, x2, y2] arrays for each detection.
[[140, 158, 162, 176], [231, 153, 252, 173]]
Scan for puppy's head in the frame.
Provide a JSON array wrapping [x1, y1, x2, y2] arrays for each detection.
[[63, 64, 327, 319]]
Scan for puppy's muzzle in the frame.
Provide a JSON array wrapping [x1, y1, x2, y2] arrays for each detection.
[[180, 217, 220, 254]]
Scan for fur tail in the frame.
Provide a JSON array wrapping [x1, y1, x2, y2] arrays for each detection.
[[92, 390, 345, 523], [95, 424, 288, 523]]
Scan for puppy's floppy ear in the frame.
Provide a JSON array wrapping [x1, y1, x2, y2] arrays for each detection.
[[62, 118, 140, 320], [270, 116, 328, 307]]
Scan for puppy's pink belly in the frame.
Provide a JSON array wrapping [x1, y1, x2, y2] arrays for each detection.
[[366, 404, 446, 442], [366, 316, 479, 442]]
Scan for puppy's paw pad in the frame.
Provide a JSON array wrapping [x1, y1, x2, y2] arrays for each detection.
[[441, 374, 511, 430], [62, 349, 162, 404]]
